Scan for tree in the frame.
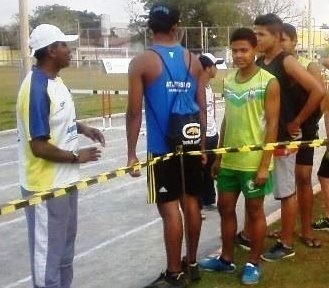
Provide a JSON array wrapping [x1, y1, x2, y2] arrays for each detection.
[[240, 0, 300, 23], [128, 0, 253, 51], [29, 5, 102, 46]]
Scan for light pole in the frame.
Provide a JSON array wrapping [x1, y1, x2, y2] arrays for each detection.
[[74, 19, 80, 67], [307, 0, 312, 59], [312, 17, 316, 59], [19, 0, 31, 80], [198, 20, 204, 52], [75, 19, 81, 47]]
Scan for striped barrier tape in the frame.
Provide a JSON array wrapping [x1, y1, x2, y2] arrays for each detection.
[[69, 89, 128, 95], [0, 139, 327, 216], [188, 138, 328, 156], [0, 153, 175, 216]]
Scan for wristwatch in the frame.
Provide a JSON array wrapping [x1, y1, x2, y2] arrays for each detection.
[[71, 150, 79, 163]]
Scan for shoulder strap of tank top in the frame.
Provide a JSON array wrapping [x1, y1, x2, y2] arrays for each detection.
[[148, 47, 191, 93], [145, 48, 192, 137]]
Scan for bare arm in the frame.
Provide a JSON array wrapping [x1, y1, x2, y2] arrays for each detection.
[[284, 56, 325, 129], [194, 55, 207, 152], [321, 58, 329, 69], [77, 122, 105, 147], [211, 115, 226, 178], [30, 139, 101, 164], [255, 78, 280, 186], [126, 56, 144, 176]]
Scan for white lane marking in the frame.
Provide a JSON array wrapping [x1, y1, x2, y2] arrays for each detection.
[[4, 276, 32, 288], [3, 217, 161, 288], [75, 217, 161, 260], [0, 183, 19, 191], [81, 150, 146, 169], [3, 184, 322, 288], [0, 150, 147, 192], [0, 177, 146, 229], [0, 144, 17, 151], [0, 216, 25, 229], [0, 161, 18, 168]]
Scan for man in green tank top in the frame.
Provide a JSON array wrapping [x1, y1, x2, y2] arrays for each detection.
[[199, 28, 280, 285]]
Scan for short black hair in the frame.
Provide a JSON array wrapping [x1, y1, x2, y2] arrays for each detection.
[[230, 27, 257, 48], [148, 2, 180, 34], [254, 13, 283, 35], [34, 46, 48, 61], [199, 56, 214, 69], [282, 23, 297, 41], [34, 42, 59, 61]]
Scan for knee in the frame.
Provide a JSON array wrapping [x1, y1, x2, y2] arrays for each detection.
[[218, 204, 234, 217], [296, 175, 311, 188]]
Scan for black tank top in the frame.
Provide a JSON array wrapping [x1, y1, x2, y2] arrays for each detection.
[[257, 52, 321, 140], [256, 52, 296, 141]]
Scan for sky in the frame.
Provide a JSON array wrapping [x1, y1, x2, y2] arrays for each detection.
[[0, 0, 327, 26]]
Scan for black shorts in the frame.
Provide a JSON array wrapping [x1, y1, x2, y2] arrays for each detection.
[[317, 153, 329, 178], [295, 129, 318, 166], [147, 152, 202, 204]]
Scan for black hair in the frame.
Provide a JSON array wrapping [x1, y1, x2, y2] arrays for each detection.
[[199, 56, 214, 69], [148, 3, 180, 34], [282, 23, 297, 41], [230, 27, 257, 48], [34, 42, 59, 61], [254, 13, 283, 35], [34, 46, 48, 61]]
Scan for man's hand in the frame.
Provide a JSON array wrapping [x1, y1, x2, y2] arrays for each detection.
[[254, 167, 269, 186], [211, 156, 221, 179], [77, 147, 102, 163], [127, 156, 141, 177], [81, 125, 105, 147], [201, 152, 207, 166], [287, 118, 301, 139]]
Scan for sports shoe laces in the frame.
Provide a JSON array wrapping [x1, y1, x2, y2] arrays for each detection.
[[245, 263, 259, 274], [175, 272, 185, 280], [314, 217, 329, 225]]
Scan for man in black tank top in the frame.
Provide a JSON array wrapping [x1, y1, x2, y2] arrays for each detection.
[[281, 23, 324, 248], [252, 14, 324, 262], [314, 58, 329, 231]]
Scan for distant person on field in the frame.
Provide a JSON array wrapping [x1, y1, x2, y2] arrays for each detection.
[[126, 3, 206, 287], [198, 27, 280, 285], [17, 24, 105, 288], [198, 53, 221, 210]]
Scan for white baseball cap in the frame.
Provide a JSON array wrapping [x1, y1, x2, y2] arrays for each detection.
[[29, 24, 79, 56], [201, 53, 224, 65]]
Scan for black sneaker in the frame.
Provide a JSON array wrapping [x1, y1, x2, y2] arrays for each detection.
[[235, 231, 251, 251], [144, 271, 189, 288], [261, 241, 295, 262], [182, 256, 201, 282], [312, 216, 329, 231]]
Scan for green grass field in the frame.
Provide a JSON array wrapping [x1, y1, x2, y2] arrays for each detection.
[[0, 65, 228, 130], [190, 192, 329, 288]]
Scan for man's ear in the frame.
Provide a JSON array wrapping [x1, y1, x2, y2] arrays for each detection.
[[47, 43, 58, 58]]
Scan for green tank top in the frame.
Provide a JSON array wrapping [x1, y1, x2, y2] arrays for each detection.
[[221, 68, 275, 171]]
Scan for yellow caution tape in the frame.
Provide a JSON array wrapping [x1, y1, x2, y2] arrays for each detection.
[[0, 138, 327, 216]]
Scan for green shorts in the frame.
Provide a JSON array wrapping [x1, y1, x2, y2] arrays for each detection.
[[217, 168, 273, 199]]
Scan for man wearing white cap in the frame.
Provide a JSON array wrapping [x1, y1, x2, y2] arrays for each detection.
[[198, 53, 222, 211], [16, 24, 105, 288]]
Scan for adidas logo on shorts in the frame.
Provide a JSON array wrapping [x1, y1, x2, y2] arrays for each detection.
[[159, 187, 168, 193]]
